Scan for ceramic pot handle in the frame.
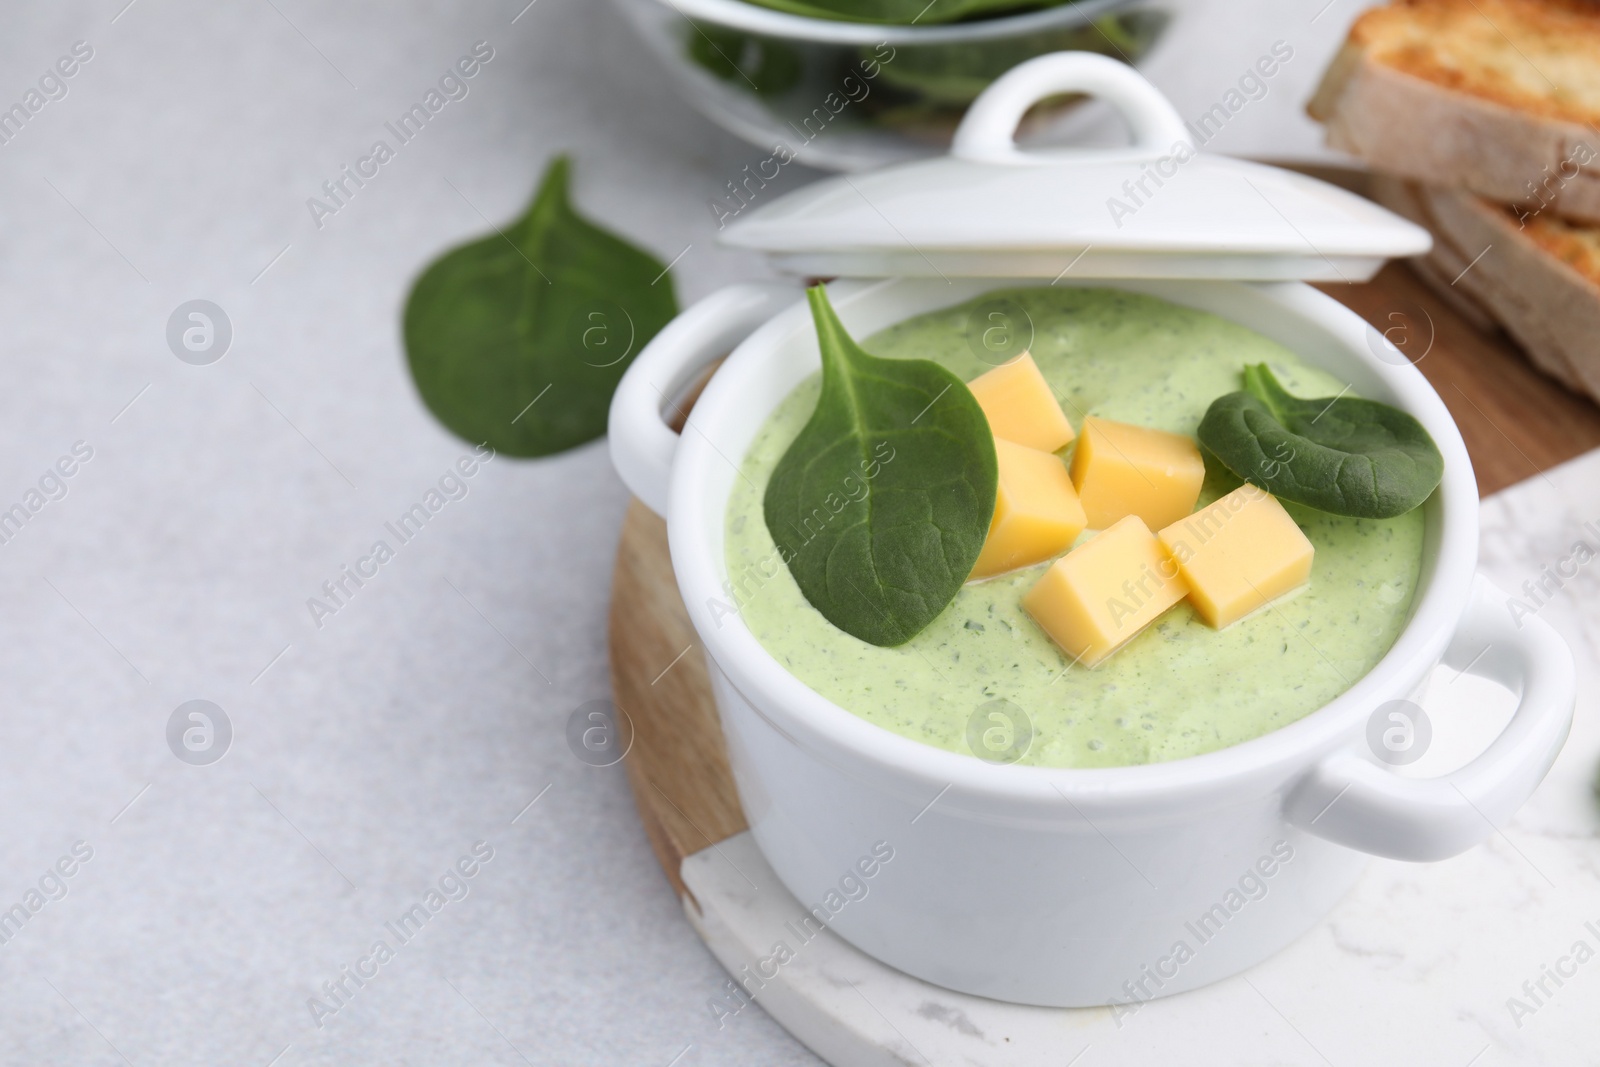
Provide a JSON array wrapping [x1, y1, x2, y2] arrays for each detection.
[[951, 52, 1191, 165], [1285, 574, 1574, 861], [608, 282, 797, 517]]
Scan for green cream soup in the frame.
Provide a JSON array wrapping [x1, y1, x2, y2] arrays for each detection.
[[723, 288, 1425, 768]]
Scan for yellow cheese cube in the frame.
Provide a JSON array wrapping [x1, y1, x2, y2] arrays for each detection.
[[970, 439, 1087, 580], [967, 353, 1075, 453], [1022, 515, 1189, 668], [1157, 485, 1314, 628], [1070, 416, 1204, 530]]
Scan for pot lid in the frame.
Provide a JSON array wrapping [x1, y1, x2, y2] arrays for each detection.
[[719, 53, 1430, 282]]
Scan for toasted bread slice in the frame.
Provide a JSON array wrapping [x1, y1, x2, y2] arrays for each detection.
[[1310, 0, 1600, 223], [1373, 173, 1600, 399]]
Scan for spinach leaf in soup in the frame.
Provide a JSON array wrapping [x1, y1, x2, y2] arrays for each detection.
[[763, 287, 997, 647], [1197, 363, 1443, 519], [403, 156, 677, 457]]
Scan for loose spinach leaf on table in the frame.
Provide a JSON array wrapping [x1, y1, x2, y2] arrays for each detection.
[[764, 287, 997, 647], [1197, 364, 1443, 519], [403, 156, 677, 457], [737, 0, 1069, 24]]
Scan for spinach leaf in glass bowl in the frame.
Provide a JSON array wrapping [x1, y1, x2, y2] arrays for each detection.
[[763, 287, 997, 647]]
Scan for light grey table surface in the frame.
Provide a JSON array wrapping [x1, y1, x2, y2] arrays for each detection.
[[0, 2, 1384, 1064]]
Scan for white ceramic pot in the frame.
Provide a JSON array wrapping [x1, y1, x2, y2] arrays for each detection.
[[608, 58, 1576, 1008]]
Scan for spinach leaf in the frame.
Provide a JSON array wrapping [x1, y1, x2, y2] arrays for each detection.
[[736, 0, 1069, 25], [873, 13, 1167, 107], [1197, 364, 1443, 519], [403, 156, 677, 457], [763, 287, 997, 647]]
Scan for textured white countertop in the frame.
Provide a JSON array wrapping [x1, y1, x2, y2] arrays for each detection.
[[0, 1, 1588, 1065]]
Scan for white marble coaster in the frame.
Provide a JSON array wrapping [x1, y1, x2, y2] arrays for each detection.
[[681, 449, 1600, 1067]]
